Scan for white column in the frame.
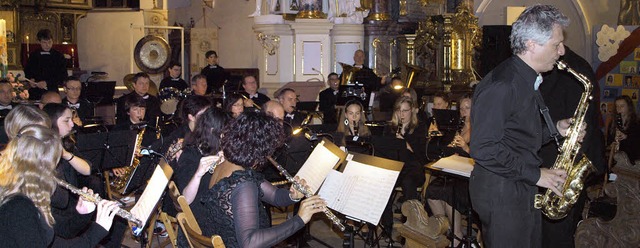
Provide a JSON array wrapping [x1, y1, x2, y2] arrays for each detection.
[[330, 24, 364, 74], [289, 19, 334, 82]]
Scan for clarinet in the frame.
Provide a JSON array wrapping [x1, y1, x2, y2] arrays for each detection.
[[53, 177, 143, 226], [396, 119, 403, 137], [352, 120, 359, 136], [266, 156, 346, 231]]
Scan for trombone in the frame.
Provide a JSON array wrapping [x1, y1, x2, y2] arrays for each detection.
[[240, 94, 262, 110]]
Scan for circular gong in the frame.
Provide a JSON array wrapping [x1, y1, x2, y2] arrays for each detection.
[[134, 35, 171, 74]]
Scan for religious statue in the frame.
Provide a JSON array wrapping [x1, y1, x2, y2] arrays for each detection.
[[249, 0, 279, 17], [328, 0, 369, 24], [618, 0, 640, 25]]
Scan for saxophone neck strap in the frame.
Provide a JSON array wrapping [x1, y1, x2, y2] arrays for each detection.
[[534, 90, 561, 148]]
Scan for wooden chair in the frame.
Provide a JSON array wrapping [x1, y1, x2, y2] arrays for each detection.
[[397, 199, 450, 248], [145, 181, 182, 248], [175, 195, 226, 248]]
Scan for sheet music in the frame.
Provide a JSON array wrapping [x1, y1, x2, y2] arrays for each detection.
[[318, 159, 400, 225], [295, 141, 341, 193], [430, 155, 475, 178], [130, 165, 170, 228]]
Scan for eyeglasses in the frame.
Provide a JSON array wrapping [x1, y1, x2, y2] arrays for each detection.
[[399, 109, 412, 113], [65, 87, 81, 91]]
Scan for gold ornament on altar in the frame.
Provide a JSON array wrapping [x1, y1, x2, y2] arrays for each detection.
[[415, 3, 481, 88], [256, 33, 280, 56]]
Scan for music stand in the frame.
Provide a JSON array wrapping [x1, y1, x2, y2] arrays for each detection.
[[432, 109, 461, 132], [82, 81, 116, 106], [76, 129, 137, 173], [297, 101, 319, 112], [427, 155, 480, 248]]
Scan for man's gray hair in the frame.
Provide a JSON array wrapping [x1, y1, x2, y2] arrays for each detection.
[[510, 5, 569, 55]]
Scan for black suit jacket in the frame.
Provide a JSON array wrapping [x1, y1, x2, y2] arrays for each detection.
[[63, 98, 95, 123], [25, 49, 68, 100], [200, 65, 227, 94], [318, 88, 338, 124], [241, 91, 270, 107], [283, 111, 306, 129]]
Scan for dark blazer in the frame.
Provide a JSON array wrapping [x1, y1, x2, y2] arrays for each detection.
[[115, 92, 162, 127], [318, 88, 338, 124], [25, 49, 68, 100], [63, 98, 95, 123], [241, 91, 270, 107]]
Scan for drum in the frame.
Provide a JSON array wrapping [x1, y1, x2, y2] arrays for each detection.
[[159, 87, 182, 115]]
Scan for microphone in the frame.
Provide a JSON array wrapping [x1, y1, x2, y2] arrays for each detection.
[[140, 148, 165, 159]]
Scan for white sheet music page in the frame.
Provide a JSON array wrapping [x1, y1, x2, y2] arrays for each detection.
[[318, 159, 400, 225], [130, 165, 170, 228], [295, 140, 341, 194], [431, 155, 475, 177]]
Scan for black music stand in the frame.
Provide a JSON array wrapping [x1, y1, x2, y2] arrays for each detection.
[[76, 129, 137, 173], [427, 156, 480, 248], [82, 81, 116, 106]]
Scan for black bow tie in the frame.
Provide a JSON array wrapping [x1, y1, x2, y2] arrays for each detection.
[[286, 113, 294, 119], [249, 94, 259, 99], [0, 105, 12, 110], [67, 102, 80, 109]]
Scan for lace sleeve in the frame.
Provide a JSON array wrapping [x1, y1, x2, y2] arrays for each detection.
[[232, 181, 305, 248], [258, 180, 296, 207]]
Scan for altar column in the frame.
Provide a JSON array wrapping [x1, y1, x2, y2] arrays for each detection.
[[289, 19, 334, 82], [330, 24, 364, 74], [253, 24, 294, 96]]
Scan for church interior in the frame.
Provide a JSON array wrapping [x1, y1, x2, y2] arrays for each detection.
[[0, 0, 638, 247]]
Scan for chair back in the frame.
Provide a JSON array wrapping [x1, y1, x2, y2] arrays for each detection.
[[176, 213, 226, 248]]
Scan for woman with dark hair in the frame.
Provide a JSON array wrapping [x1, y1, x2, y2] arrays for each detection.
[[43, 103, 97, 239], [223, 93, 245, 118], [186, 112, 326, 247], [608, 95, 640, 162]]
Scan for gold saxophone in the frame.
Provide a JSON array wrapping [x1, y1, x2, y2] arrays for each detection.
[[111, 127, 146, 194], [533, 61, 595, 220]]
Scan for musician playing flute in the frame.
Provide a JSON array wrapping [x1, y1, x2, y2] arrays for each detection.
[[184, 112, 325, 247]]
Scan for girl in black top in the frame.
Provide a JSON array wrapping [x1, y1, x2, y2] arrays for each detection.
[[0, 125, 119, 248], [608, 95, 640, 162], [336, 100, 371, 154]]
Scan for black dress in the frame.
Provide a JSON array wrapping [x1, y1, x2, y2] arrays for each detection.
[[0, 194, 109, 248], [196, 169, 304, 248]]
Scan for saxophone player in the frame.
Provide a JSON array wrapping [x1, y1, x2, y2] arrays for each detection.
[[469, 5, 580, 247]]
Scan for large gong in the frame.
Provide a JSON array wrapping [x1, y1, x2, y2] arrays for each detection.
[[134, 35, 171, 74]]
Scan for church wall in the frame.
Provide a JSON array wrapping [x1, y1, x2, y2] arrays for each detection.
[[76, 11, 146, 84], [168, 0, 262, 72], [474, 0, 621, 62]]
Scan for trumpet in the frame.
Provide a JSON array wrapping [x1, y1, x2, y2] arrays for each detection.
[[266, 156, 346, 231], [53, 177, 143, 226], [240, 94, 262, 110]]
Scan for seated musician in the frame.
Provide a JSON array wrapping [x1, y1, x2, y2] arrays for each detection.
[[262, 100, 285, 121], [159, 62, 189, 92], [401, 88, 428, 123], [336, 99, 371, 153], [0, 124, 121, 247], [44, 103, 102, 239], [190, 74, 209, 97], [349, 49, 387, 92], [183, 112, 326, 247], [62, 76, 94, 126], [0, 80, 17, 118], [111, 94, 157, 179], [607, 95, 640, 162], [174, 107, 228, 222], [116, 72, 161, 127], [241, 75, 270, 109], [39, 91, 62, 109], [428, 92, 450, 134], [318, 73, 340, 124], [223, 93, 245, 118], [425, 95, 472, 247], [278, 88, 305, 128]]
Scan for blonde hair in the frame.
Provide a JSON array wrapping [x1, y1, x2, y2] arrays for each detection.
[[337, 100, 370, 136], [0, 125, 62, 226], [4, 105, 51, 139], [391, 97, 419, 134]]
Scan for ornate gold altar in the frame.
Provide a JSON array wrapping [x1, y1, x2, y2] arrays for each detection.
[[413, 3, 481, 92]]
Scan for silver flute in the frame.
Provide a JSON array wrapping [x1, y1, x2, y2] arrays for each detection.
[[266, 156, 346, 231], [53, 177, 143, 226]]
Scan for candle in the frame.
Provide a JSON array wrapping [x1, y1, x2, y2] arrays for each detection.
[[71, 48, 74, 56], [71, 48, 75, 68], [0, 19, 7, 77], [25, 35, 29, 55]]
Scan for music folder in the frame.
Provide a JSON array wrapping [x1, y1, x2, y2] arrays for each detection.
[[295, 139, 403, 226], [130, 158, 173, 233], [428, 155, 475, 178]]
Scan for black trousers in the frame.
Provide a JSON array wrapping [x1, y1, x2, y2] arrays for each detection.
[[470, 167, 541, 248]]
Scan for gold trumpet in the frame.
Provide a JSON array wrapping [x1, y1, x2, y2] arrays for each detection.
[[240, 94, 262, 110]]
